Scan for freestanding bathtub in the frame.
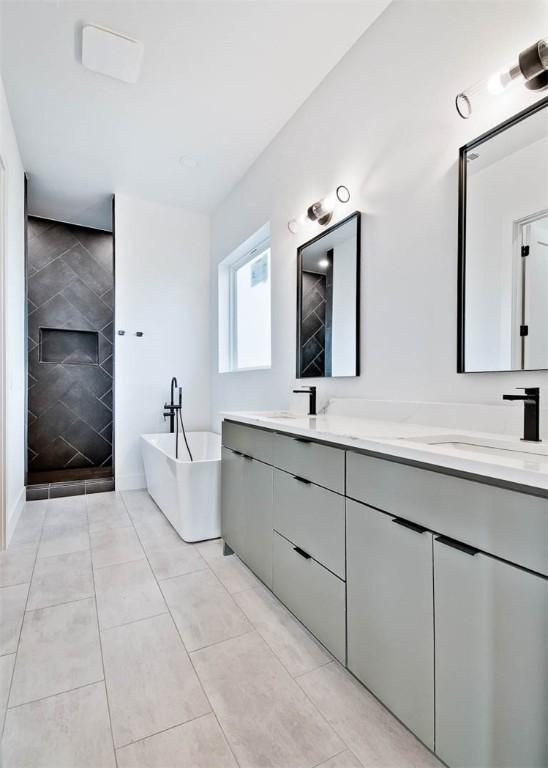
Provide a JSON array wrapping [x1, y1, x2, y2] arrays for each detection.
[[140, 431, 221, 542]]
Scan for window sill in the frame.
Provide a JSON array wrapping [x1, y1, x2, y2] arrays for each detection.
[[219, 365, 272, 374]]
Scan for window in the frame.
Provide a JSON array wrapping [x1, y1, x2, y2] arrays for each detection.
[[218, 224, 271, 372]]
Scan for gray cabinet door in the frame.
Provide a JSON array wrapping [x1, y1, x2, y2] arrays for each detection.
[[273, 469, 345, 578], [347, 451, 548, 577], [347, 500, 435, 750], [272, 433, 345, 493], [272, 531, 346, 662], [241, 456, 273, 588], [221, 447, 246, 556], [222, 421, 273, 464], [435, 538, 548, 768]]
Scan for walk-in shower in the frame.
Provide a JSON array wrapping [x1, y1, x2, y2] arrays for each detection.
[[26, 216, 114, 499]]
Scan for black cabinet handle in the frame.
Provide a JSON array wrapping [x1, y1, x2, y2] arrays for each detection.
[[293, 475, 311, 485], [392, 517, 428, 535], [242, 454, 253, 461], [294, 437, 311, 444], [436, 535, 479, 557], [232, 450, 243, 456], [293, 546, 311, 560]]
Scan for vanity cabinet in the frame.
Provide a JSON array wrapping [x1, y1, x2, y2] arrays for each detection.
[[220, 447, 245, 556], [273, 468, 345, 579], [222, 420, 273, 464], [272, 531, 346, 663], [272, 432, 345, 493], [221, 445, 273, 588], [434, 537, 548, 768], [222, 420, 346, 660], [271, 464, 346, 661], [241, 455, 273, 588], [346, 500, 435, 750], [347, 451, 548, 576], [222, 419, 548, 767]]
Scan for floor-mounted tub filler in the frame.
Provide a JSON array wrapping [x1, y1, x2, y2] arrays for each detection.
[[141, 431, 221, 542]]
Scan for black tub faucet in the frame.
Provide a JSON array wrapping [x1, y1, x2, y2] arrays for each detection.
[[163, 377, 182, 433], [293, 385, 317, 416], [502, 387, 541, 442]]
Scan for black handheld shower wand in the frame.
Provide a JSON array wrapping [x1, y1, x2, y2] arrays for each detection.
[[178, 407, 193, 462], [163, 379, 193, 461]]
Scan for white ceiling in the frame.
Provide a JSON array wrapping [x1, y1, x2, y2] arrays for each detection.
[[0, 0, 390, 230]]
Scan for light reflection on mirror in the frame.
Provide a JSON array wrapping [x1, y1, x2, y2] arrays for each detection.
[[462, 102, 548, 372]]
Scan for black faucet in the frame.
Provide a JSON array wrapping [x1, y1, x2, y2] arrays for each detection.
[[502, 387, 541, 442], [293, 385, 317, 416], [163, 377, 182, 433]]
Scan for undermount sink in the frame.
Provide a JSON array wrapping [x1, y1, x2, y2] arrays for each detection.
[[399, 434, 548, 463], [251, 411, 304, 420]]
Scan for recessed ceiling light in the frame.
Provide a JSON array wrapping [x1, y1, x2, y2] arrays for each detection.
[[318, 259, 329, 268], [82, 25, 144, 84], [179, 155, 199, 169]]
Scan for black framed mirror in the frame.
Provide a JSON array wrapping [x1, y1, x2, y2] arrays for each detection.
[[296, 211, 360, 378], [458, 95, 548, 373]]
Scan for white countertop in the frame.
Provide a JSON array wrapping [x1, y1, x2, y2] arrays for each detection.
[[222, 411, 548, 494]]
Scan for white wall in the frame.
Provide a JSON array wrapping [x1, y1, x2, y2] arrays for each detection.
[[114, 194, 210, 490], [0, 74, 26, 543], [209, 1, 548, 428]]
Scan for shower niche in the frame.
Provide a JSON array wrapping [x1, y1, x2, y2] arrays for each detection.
[[26, 216, 114, 496], [40, 328, 99, 365]]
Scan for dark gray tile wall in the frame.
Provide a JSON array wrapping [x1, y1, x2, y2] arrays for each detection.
[[300, 271, 327, 377], [27, 217, 114, 481]]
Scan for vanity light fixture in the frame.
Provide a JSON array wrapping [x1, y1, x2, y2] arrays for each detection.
[[456, 36, 548, 118], [288, 185, 351, 234]]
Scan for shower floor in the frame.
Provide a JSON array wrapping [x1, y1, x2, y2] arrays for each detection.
[[27, 466, 113, 487], [26, 475, 114, 501]]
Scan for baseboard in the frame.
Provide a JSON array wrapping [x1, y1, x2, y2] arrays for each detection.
[[116, 473, 146, 491], [6, 487, 26, 547]]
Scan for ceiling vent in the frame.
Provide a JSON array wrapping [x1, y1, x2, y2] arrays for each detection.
[[82, 25, 143, 84]]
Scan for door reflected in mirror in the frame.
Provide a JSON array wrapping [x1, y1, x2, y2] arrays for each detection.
[[296, 212, 360, 378], [459, 97, 548, 372]]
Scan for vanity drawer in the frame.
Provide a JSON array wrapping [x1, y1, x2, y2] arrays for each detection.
[[273, 469, 345, 578], [222, 421, 273, 464], [272, 433, 345, 493], [346, 452, 548, 576], [272, 531, 346, 663]]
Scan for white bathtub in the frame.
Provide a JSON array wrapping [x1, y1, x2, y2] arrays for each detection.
[[140, 431, 221, 543]]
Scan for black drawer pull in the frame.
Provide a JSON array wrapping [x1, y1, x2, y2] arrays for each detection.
[[392, 517, 428, 535], [242, 454, 253, 461], [293, 475, 311, 485], [293, 546, 311, 560], [232, 450, 243, 456], [436, 535, 479, 557], [294, 437, 311, 444]]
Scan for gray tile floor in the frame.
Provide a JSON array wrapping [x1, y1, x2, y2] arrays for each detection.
[[0, 491, 441, 768]]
